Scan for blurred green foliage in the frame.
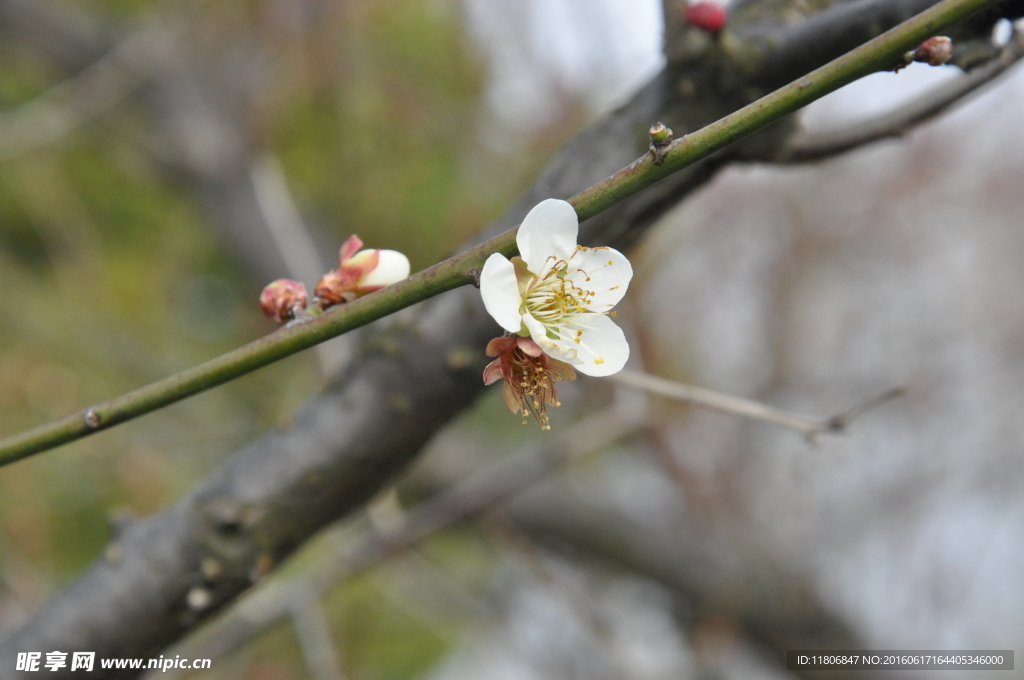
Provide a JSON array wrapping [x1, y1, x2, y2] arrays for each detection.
[[0, 0, 587, 677]]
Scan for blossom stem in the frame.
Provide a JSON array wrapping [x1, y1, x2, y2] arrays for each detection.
[[0, 0, 996, 466]]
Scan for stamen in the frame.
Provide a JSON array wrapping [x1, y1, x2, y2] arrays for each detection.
[[490, 339, 575, 429]]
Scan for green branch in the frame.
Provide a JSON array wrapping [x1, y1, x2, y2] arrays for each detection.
[[0, 0, 998, 467]]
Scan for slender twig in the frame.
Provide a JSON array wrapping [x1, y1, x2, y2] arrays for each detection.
[[777, 30, 1024, 162], [249, 154, 328, 291], [0, 0, 997, 466], [611, 370, 906, 438], [290, 599, 346, 680], [250, 153, 350, 376], [151, 407, 643, 669]]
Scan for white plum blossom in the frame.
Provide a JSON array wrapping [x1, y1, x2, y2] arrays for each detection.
[[480, 198, 632, 377]]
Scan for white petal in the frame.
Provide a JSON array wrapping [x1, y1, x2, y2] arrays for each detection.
[[522, 312, 579, 365], [517, 199, 578, 275], [551, 314, 629, 377], [359, 249, 411, 287], [565, 246, 632, 312], [480, 253, 525, 333]]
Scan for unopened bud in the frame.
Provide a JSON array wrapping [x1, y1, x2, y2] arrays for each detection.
[[649, 122, 673, 146], [314, 234, 411, 310], [913, 36, 953, 66], [259, 279, 308, 324], [685, 2, 728, 33], [648, 122, 675, 165]]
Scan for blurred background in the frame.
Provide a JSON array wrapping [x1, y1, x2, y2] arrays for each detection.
[[0, 0, 1023, 678]]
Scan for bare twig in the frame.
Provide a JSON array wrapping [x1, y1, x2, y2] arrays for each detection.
[[0, 25, 171, 161], [250, 153, 349, 376], [611, 369, 905, 438], [776, 30, 1024, 162], [249, 154, 327, 292], [290, 599, 345, 680]]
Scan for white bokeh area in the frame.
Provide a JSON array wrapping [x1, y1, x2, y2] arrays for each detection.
[[455, 1, 1024, 677]]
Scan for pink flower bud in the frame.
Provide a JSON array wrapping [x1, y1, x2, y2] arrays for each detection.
[[913, 36, 953, 66], [685, 2, 728, 33], [260, 279, 308, 324], [315, 234, 411, 309]]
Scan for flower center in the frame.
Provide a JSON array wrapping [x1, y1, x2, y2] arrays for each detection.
[[523, 258, 593, 327], [502, 347, 563, 430]]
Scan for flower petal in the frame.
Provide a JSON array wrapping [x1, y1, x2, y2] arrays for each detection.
[[345, 249, 381, 283], [565, 246, 633, 312], [359, 249, 410, 288], [480, 253, 525, 333], [546, 313, 629, 376], [516, 336, 544, 357], [522, 312, 579, 365], [483, 358, 504, 385], [339, 234, 364, 263], [517, 199, 578, 275], [502, 382, 522, 414], [486, 336, 517, 357], [544, 357, 577, 383], [564, 314, 629, 376]]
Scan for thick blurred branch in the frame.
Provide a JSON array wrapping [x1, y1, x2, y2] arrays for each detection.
[[152, 397, 867, 680], [149, 406, 642, 676]]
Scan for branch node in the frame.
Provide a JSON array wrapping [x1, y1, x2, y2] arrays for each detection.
[[186, 586, 213, 611], [249, 554, 275, 583], [201, 557, 223, 582], [648, 122, 674, 165], [83, 409, 101, 430], [467, 268, 482, 288], [103, 544, 122, 565], [207, 502, 245, 535], [106, 507, 137, 539]]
